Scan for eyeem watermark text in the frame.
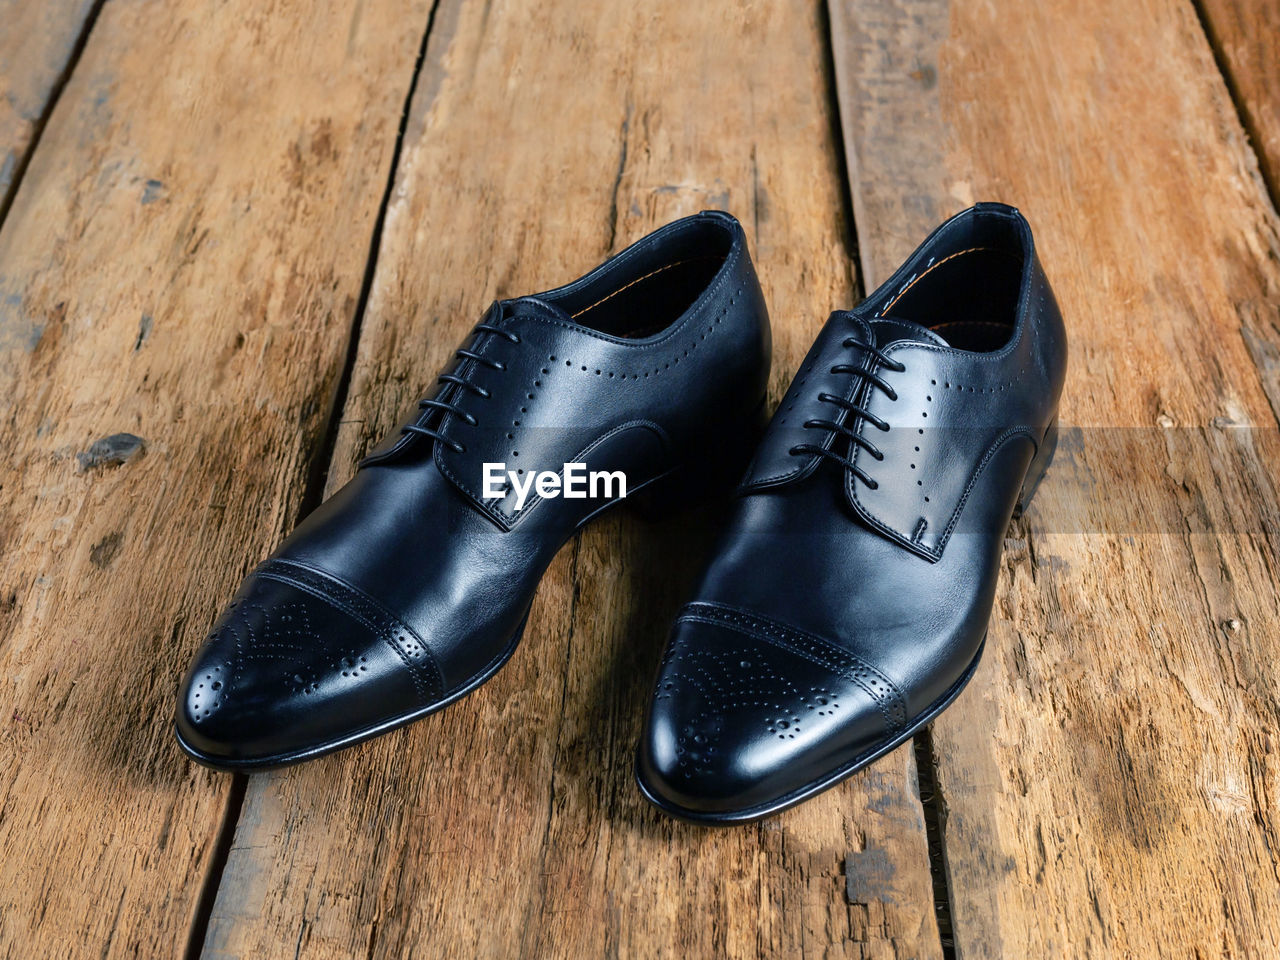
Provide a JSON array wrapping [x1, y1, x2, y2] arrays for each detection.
[[483, 462, 627, 511]]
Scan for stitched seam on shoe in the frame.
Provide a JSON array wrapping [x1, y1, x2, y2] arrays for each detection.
[[519, 238, 743, 348], [674, 612, 901, 732], [929, 320, 1015, 331], [569, 256, 724, 319], [255, 566, 430, 704], [880, 247, 1011, 315], [256, 559, 444, 703], [936, 426, 1039, 546], [516, 289, 743, 383], [848, 423, 1038, 559], [676, 602, 907, 732]]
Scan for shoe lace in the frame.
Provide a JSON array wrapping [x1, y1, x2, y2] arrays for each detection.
[[788, 333, 905, 490], [401, 321, 522, 454]]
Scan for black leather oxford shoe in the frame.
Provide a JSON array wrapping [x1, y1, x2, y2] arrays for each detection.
[[637, 203, 1066, 823], [177, 211, 770, 769]]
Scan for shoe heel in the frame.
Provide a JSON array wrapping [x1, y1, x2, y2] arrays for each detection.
[[629, 396, 767, 521], [1014, 416, 1058, 517]]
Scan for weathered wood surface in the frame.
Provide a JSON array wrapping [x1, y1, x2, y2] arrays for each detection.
[[831, 0, 1280, 956], [0, 0, 431, 955], [5, 0, 1278, 954], [203, 1, 944, 958], [0, 0, 98, 213], [1197, 0, 1280, 202]]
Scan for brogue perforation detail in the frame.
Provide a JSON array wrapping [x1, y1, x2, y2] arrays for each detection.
[[773, 356, 817, 429], [654, 635, 812, 780], [512, 289, 743, 383], [188, 662, 229, 721], [517, 228, 744, 353], [675, 601, 908, 732], [255, 559, 445, 704], [190, 599, 319, 722]]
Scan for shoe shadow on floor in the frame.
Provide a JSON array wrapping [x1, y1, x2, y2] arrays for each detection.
[[555, 494, 735, 838]]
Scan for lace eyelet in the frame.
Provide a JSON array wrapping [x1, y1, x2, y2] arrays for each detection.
[[786, 336, 904, 492]]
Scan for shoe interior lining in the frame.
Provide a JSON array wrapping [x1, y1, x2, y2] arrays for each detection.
[[551, 219, 733, 338], [879, 216, 1026, 352], [571, 256, 726, 337]]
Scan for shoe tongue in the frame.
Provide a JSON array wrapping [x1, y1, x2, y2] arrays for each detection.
[[869, 316, 949, 348], [503, 295, 574, 323]]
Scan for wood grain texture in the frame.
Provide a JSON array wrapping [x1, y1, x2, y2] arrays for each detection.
[[0, 0, 431, 954], [203, 1, 943, 957], [830, 0, 1280, 956], [1196, 0, 1280, 202], [0, 0, 98, 211]]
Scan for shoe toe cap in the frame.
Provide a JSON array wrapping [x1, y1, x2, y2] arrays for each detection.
[[638, 607, 903, 821], [176, 563, 434, 768]]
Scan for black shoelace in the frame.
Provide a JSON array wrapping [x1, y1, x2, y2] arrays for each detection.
[[401, 322, 522, 454], [788, 333, 905, 490]]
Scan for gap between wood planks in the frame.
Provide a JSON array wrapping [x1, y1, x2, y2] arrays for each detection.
[[826, 1, 1280, 957], [182, 775, 247, 960], [814, 3, 958, 955], [1189, 0, 1280, 215], [178, 1, 446, 957], [0, 0, 108, 230]]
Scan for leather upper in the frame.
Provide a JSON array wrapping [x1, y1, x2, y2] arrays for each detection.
[[177, 211, 771, 767], [638, 203, 1067, 820]]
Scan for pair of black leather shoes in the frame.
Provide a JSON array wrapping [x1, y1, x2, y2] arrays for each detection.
[[176, 204, 1066, 824]]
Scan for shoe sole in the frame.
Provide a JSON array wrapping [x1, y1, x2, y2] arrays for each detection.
[[633, 633, 986, 825]]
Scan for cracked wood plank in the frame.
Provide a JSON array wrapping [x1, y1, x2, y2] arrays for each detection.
[[1196, 0, 1280, 204], [829, 0, 1280, 956], [0, 0, 99, 214], [203, 1, 942, 957], [0, 0, 433, 955]]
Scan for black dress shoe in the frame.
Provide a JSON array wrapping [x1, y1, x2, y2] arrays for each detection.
[[176, 211, 771, 769], [637, 203, 1066, 823]]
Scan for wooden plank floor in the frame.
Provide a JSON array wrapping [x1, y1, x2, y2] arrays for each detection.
[[830, 1, 1280, 957], [1, 0, 1278, 957], [0, 0, 100, 215], [0, 0, 433, 955], [1198, 0, 1280, 204]]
